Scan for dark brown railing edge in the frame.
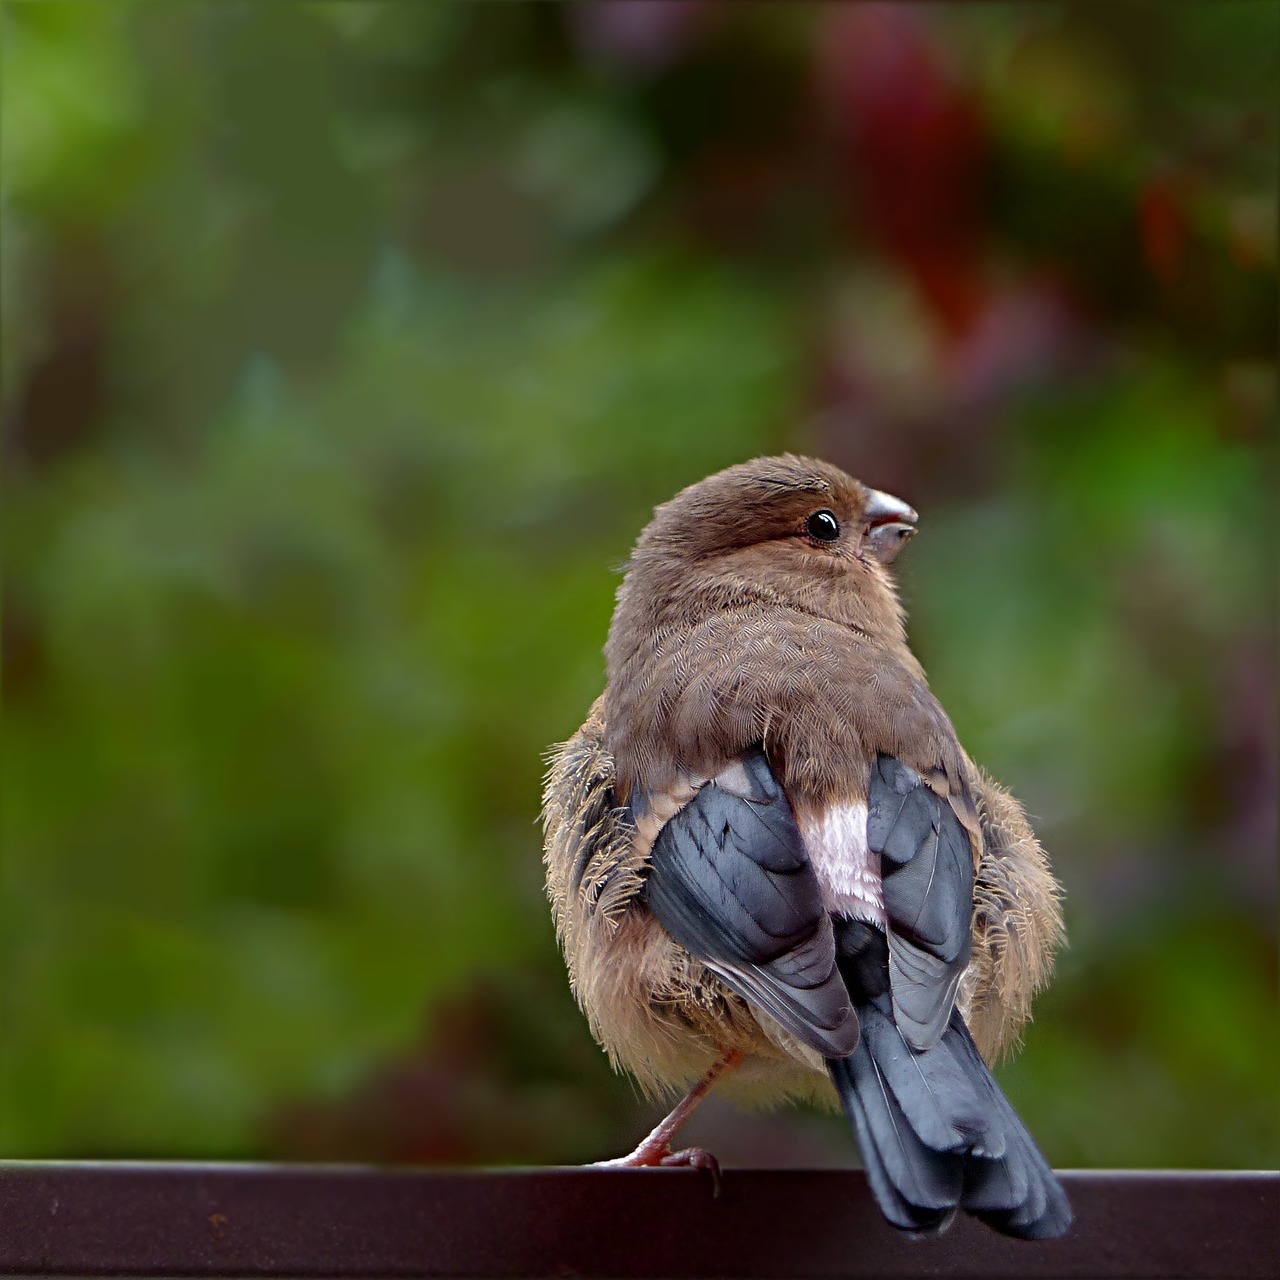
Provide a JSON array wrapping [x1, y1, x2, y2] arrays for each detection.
[[1, 1163, 1276, 1279]]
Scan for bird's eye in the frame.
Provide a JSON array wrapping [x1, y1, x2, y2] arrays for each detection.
[[806, 509, 841, 542]]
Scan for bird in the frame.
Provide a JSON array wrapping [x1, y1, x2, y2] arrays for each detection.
[[542, 454, 1070, 1238]]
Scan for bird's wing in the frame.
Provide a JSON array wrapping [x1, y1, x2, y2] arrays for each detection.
[[640, 749, 860, 1058], [866, 754, 975, 1051]]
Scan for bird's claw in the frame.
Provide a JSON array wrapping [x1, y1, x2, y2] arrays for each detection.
[[592, 1143, 724, 1197], [657, 1145, 723, 1196]]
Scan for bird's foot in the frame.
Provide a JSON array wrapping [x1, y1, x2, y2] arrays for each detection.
[[590, 1049, 741, 1197], [592, 1140, 724, 1196], [655, 1145, 723, 1196]]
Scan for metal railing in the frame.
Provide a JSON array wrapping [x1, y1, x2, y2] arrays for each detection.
[[2, 1163, 1276, 1278]]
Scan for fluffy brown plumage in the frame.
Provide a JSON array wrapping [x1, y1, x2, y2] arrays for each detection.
[[542, 455, 1068, 1237]]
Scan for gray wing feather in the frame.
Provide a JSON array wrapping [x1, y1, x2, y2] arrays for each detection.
[[867, 754, 974, 1051], [642, 750, 859, 1057]]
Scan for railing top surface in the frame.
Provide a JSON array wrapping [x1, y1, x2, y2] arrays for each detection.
[[1, 1162, 1276, 1279]]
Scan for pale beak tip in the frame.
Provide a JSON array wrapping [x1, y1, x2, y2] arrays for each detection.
[[863, 486, 918, 529]]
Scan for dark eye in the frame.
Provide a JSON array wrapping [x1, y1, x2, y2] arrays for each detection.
[[806, 509, 841, 542]]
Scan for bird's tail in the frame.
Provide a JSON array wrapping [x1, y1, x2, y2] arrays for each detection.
[[827, 993, 1072, 1239]]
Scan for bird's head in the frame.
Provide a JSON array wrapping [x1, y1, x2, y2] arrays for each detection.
[[617, 454, 919, 641]]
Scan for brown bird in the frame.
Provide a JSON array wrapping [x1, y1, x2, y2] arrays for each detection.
[[542, 455, 1069, 1238]]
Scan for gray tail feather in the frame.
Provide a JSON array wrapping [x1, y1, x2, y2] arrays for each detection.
[[827, 997, 1072, 1239]]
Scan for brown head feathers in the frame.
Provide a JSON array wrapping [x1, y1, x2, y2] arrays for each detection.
[[603, 455, 969, 810], [615, 454, 915, 658]]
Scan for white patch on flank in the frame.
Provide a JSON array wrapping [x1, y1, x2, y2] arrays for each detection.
[[800, 801, 886, 928]]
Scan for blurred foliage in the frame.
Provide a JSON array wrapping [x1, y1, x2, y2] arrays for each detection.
[[2, 1, 1275, 1169]]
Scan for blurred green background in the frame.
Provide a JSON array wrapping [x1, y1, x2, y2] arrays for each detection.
[[2, 1, 1276, 1170]]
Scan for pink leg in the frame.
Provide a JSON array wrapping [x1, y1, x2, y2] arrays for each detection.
[[593, 1049, 745, 1194]]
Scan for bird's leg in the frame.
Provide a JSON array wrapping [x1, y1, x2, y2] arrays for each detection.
[[593, 1048, 744, 1193]]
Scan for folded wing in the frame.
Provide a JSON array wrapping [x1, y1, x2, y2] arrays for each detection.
[[867, 753, 974, 1051], [641, 749, 859, 1058]]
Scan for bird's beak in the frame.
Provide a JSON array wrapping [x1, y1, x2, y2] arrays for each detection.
[[863, 487, 918, 565]]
